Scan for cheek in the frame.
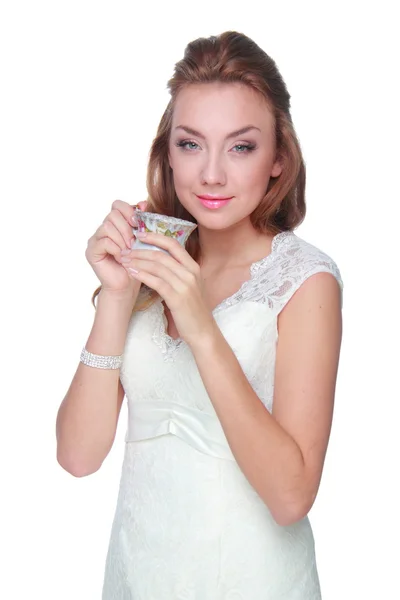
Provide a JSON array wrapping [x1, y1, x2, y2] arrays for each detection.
[[170, 158, 196, 190], [242, 155, 273, 189]]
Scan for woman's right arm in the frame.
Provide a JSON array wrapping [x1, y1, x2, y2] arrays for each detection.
[[56, 288, 137, 477], [56, 198, 147, 476]]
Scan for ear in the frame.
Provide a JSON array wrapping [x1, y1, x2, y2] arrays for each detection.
[[271, 160, 283, 178]]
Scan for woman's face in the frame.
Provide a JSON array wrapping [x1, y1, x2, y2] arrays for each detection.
[[168, 82, 282, 230]]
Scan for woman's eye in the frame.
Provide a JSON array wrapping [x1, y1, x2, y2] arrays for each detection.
[[233, 144, 256, 153], [176, 141, 256, 153], [176, 141, 199, 151]]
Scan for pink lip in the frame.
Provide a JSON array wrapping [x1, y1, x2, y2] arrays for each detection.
[[197, 195, 233, 201], [197, 196, 233, 209], [196, 194, 233, 210]]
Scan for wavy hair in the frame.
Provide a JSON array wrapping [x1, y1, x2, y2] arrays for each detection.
[[92, 30, 306, 312]]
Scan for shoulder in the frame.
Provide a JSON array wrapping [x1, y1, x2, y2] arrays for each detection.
[[265, 231, 344, 312], [271, 235, 343, 518], [274, 232, 343, 287]]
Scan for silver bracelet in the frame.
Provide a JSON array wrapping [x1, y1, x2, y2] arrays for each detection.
[[80, 347, 123, 370]]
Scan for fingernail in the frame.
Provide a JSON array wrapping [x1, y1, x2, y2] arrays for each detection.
[[121, 248, 131, 255], [128, 267, 139, 274], [136, 231, 147, 238]]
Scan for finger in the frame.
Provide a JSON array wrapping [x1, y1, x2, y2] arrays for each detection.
[[104, 209, 134, 249], [111, 199, 137, 232], [127, 249, 194, 285], [94, 220, 127, 251], [125, 262, 182, 298], [136, 200, 148, 211], [102, 238, 126, 263], [87, 234, 125, 264], [134, 232, 198, 275]]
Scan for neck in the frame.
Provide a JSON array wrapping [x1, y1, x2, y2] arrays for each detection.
[[197, 218, 275, 272]]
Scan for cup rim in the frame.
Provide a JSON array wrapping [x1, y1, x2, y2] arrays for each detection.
[[135, 209, 197, 229]]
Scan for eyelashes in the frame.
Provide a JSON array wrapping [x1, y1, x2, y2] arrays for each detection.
[[176, 141, 199, 151], [175, 140, 257, 154]]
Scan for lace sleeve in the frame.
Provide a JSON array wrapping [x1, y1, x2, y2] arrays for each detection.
[[267, 238, 344, 314]]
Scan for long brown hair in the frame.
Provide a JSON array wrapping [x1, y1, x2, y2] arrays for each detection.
[[92, 31, 306, 312]]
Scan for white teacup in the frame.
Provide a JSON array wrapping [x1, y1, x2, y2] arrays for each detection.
[[132, 209, 198, 254]]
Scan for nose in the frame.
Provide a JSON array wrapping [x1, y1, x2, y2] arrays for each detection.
[[200, 151, 227, 186]]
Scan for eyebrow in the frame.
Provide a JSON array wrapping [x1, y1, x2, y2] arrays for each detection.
[[174, 125, 261, 140]]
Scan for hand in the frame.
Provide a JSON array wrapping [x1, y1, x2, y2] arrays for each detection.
[[85, 199, 147, 297], [120, 230, 218, 347]]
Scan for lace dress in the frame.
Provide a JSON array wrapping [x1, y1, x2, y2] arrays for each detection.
[[102, 231, 343, 599]]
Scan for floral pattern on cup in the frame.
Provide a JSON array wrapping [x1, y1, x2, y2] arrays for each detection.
[[134, 210, 197, 248]]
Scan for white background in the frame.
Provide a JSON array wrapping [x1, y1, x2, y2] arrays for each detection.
[[1, 1, 399, 598]]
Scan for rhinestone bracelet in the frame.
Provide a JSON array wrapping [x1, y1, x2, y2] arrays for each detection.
[[80, 347, 123, 370]]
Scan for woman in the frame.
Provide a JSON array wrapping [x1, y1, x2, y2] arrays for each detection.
[[56, 31, 343, 598]]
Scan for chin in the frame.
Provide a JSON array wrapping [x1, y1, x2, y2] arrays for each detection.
[[195, 213, 248, 232]]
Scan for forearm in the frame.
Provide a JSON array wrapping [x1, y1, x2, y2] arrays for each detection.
[[189, 327, 306, 526], [56, 289, 136, 474]]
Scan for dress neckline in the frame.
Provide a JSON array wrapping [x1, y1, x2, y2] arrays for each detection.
[[155, 230, 295, 348]]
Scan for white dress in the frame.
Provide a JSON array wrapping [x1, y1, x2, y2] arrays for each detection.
[[102, 231, 343, 599]]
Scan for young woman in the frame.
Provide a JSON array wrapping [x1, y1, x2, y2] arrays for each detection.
[[57, 30, 343, 599]]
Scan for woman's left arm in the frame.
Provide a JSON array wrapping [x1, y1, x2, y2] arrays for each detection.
[[189, 272, 343, 527], [124, 232, 342, 527]]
